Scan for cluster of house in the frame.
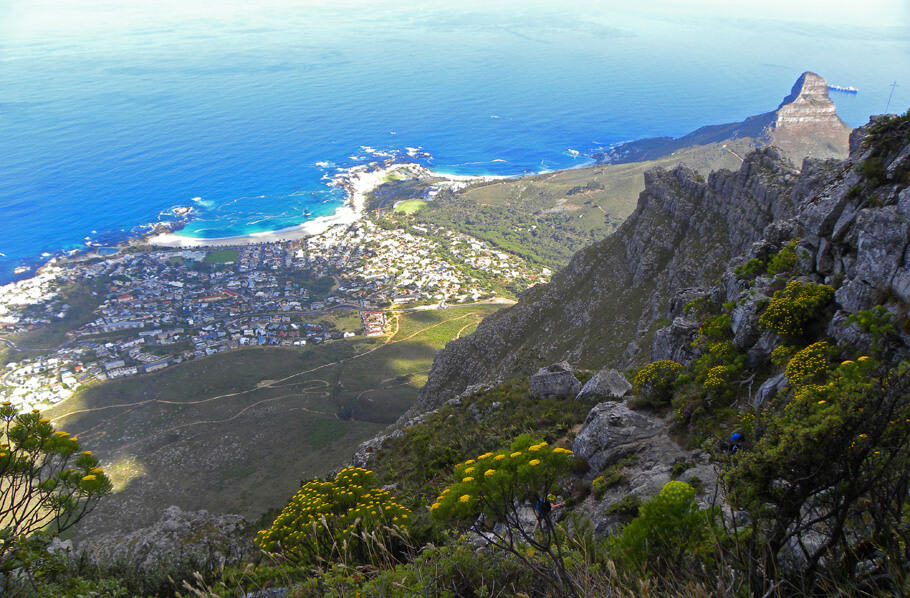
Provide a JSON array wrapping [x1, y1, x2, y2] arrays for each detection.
[[0, 216, 545, 411]]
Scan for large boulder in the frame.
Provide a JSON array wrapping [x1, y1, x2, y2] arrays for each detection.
[[753, 373, 788, 409], [576, 368, 632, 401], [529, 361, 581, 399], [573, 402, 665, 473], [82, 505, 254, 575], [572, 402, 717, 535]]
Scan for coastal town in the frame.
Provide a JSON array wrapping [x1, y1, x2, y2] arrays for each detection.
[[0, 215, 547, 412]]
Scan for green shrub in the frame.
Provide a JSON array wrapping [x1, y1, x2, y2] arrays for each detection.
[[734, 258, 765, 280], [698, 313, 732, 342], [770, 344, 798, 369], [848, 305, 895, 355], [684, 296, 716, 318], [256, 466, 411, 567], [758, 281, 834, 338], [784, 341, 830, 386], [603, 494, 641, 517], [632, 361, 683, 408], [766, 240, 800, 276], [608, 481, 717, 576], [430, 436, 574, 522], [723, 356, 910, 595], [592, 469, 627, 498]]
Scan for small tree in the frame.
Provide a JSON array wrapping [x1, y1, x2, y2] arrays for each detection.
[[430, 435, 578, 597], [608, 481, 719, 579], [723, 358, 910, 595], [1, 402, 112, 569]]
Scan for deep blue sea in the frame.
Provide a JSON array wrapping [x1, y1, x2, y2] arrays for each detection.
[[1, 0, 909, 283]]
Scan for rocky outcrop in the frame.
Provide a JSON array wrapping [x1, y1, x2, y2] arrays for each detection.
[[769, 72, 852, 160], [651, 114, 910, 384], [575, 367, 632, 401], [529, 362, 581, 399], [82, 505, 254, 575], [572, 402, 717, 535], [599, 72, 851, 165]]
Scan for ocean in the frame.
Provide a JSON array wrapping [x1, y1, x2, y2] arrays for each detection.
[[1, 0, 909, 283]]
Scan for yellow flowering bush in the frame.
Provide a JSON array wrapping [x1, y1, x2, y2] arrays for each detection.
[[632, 360, 683, 406], [703, 365, 732, 394], [430, 435, 573, 523], [0, 402, 112, 564], [784, 341, 830, 386], [256, 466, 411, 566], [758, 281, 834, 338], [723, 355, 910, 587], [430, 435, 579, 597]]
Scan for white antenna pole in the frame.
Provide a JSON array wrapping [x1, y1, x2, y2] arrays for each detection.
[[886, 81, 898, 112]]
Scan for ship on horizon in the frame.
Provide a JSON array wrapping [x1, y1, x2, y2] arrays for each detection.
[[828, 84, 858, 94]]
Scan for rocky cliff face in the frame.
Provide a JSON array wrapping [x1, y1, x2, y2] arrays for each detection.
[[413, 113, 908, 416], [601, 72, 851, 164], [653, 114, 910, 373], [412, 148, 809, 414]]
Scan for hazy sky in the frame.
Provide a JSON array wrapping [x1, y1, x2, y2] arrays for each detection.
[[2, 0, 908, 42]]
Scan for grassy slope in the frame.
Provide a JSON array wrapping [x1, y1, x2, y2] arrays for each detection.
[[412, 140, 755, 267], [47, 304, 501, 538]]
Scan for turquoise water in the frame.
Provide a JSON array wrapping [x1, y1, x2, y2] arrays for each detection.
[[1, 1, 908, 283]]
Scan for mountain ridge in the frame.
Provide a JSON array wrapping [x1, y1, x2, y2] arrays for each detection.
[[410, 112, 905, 416], [598, 71, 851, 165]]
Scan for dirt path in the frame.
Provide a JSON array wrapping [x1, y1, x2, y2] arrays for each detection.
[[54, 310, 483, 426]]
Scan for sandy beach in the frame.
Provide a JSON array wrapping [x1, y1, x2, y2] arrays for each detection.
[[144, 163, 497, 249]]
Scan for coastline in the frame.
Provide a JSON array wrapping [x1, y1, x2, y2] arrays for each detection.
[[144, 162, 500, 249]]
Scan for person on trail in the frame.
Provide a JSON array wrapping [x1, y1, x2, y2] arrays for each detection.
[[534, 496, 564, 530], [730, 432, 743, 454]]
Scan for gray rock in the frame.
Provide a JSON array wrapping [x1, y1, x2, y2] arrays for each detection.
[[853, 208, 908, 287], [529, 361, 581, 399], [835, 279, 879, 314], [731, 293, 768, 350], [651, 317, 700, 364], [573, 402, 664, 473], [746, 330, 779, 369], [572, 402, 719, 536], [753, 373, 788, 409], [83, 505, 254, 574], [576, 368, 632, 401]]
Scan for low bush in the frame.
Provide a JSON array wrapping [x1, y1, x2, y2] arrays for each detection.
[[631, 360, 683, 408], [256, 467, 412, 568], [758, 280, 834, 339]]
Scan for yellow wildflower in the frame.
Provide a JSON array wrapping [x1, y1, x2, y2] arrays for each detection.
[[841, 360, 855, 366], [462, 476, 474, 483], [464, 467, 476, 475], [464, 459, 476, 465], [459, 494, 471, 503], [858, 356, 870, 362], [553, 447, 573, 455], [529, 459, 541, 466], [478, 452, 493, 460], [484, 469, 495, 477], [39, 418, 51, 424], [494, 454, 506, 461], [81, 475, 96, 482], [817, 400, 826, 405], [510, 451, 522, 458]]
